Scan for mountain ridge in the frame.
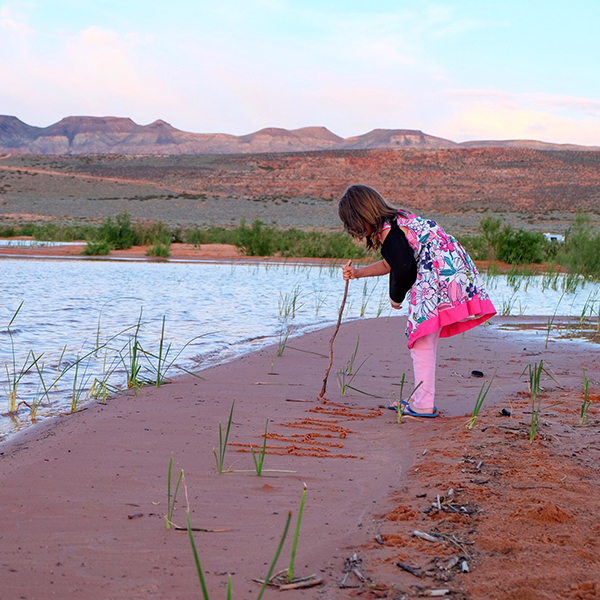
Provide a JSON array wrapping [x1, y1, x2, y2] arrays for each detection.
[[1, 115, 597, 155]]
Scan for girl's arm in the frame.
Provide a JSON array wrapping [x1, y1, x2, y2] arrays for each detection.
[[342, 260, 391, 281]]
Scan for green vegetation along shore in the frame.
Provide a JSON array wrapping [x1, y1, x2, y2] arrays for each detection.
[[1, 212, 599, 279]]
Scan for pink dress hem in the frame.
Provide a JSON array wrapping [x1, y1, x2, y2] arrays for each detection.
[[407, 298, 497, 349]]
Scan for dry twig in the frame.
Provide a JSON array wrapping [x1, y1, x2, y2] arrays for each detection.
[[319, 260, 351, 398]]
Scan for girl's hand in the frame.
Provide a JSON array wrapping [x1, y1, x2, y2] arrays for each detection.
[[390, 299, 402, 310], [342, 265, 357, 280]]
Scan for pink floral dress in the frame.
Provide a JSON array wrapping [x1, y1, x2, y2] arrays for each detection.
[[383, 213, 496, 348]]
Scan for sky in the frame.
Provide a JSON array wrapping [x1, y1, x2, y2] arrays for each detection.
[[1, 0, 599, 145]]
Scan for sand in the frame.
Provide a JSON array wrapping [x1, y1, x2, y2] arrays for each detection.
[[1, 312, 599, 600]]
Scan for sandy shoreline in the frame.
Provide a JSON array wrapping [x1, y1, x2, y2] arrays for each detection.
[[1, 315, 598, 599]]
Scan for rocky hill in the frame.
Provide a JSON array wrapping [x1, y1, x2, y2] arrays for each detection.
[[1, 115, 597, 155]]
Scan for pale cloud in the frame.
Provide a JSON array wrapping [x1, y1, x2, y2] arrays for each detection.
[[437, 88, 600, 144], [0, 4, 34, 34], [440, 98, 600, 146], [524, 93, 600, 118], [0, 23, 183, 126]]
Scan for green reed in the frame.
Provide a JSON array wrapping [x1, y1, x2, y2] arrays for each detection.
[[545, 292, 565, 348], [580, 370, 592, 425], [500, 292, 518, 316], [251, 419, 269, 476], [312, 287, 327, 316], [117, 310, 146, 391], [2, 306, 207, 423], [278, 285, 303, 320], [214, 401, 235, 474], [3, 302, 37, 413], [186, 508, 291, 600], [4, 349, 41, 413], [287, 484, 307, 583], [467, 375, 495, 429], [541, 264, 561, 292], [166, 457, 183, 530], [522, 361, 559, 443], [376, 291, 389, 318], [89, 350, 121, 403], [359, 280, 378, 317], [277, 327, 290, 357], [396, 380, 423, 424], [70, 355, 94, 413], [95, 297, 142, 353], [337, 336, 370, 396], [17, 355, 50, 422], [140, 316, 207, 387]]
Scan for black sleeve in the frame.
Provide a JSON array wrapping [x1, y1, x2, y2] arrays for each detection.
[[380, 223, 417, 305]]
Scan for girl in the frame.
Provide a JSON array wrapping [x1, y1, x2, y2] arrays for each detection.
[[339, 184, 496, 417]]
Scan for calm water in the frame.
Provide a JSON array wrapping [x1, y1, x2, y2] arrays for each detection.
[[1, 258, 598, 441]]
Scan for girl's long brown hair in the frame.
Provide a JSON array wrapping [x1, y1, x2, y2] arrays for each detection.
[[338, 184, 404, 249]]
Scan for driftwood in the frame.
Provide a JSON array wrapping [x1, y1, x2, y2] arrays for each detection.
[[319, 260, 352, 398], [340, 553, 367, 588], [171, 525, 232, 532], [278, 578, 323, 590], [396, 562, 422, 578], [413, 530, 439, 543], [254, 570, 323, 591]]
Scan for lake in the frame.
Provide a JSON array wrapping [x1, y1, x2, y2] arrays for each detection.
[[1, 258, 598, 441]]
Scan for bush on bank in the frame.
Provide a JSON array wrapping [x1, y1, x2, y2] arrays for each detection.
[[1, 211, 599, 278]]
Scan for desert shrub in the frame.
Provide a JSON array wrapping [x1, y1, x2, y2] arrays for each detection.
[[237, 220, 279, 256], [184, 227, 203, 246], [82, 241, 112, 255], [0, 225, 17, 237], [478, 216, 503, 260], [185, 226, 239, 246], [556, 214, 600, 279], [496, 226, 545, 264], [235, 221, 367, 258], [279, 229, 367, 259], [146, 240, 171, 258], [92, 211, 137, 249], [456, 234, 489, 261], [134, 221, 172, 246], [17, 222, 93, 241]]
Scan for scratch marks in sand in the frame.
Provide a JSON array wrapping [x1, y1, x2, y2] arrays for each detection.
[[230, 399, 382, 459]]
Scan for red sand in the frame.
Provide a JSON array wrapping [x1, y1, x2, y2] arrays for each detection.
[[1, 315, 598, 599], [0, 242, 242, 261]]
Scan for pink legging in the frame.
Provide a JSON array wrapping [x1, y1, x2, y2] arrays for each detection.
[[409, 330, 441, 410]]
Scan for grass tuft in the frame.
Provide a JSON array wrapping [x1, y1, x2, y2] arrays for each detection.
[[337, 336, 370, 396], [287, 484, 307, 583], [251, 419, 269, 476], [580, 369, 592, 425], [166, 457, 184, 530], [467, 374, 495, 429], [214, 401, 235, 474]]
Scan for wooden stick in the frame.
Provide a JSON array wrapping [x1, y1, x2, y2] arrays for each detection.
[[413, 530, 439, 543], [396, 562, 422, 578], [172, 525, 232, 532], [278, 577, 323, 591], [319, 260, 352, 398]]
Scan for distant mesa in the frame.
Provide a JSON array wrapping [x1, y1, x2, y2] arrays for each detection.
[[0, 115, 597, 155]]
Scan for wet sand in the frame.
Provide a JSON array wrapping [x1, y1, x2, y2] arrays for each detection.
[[1, 315, 598, 599]]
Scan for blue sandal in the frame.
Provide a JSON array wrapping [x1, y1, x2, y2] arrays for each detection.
[[387, 399, 409, 411], [401, 404, 439, 418], [388, 400, 439, 417]]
